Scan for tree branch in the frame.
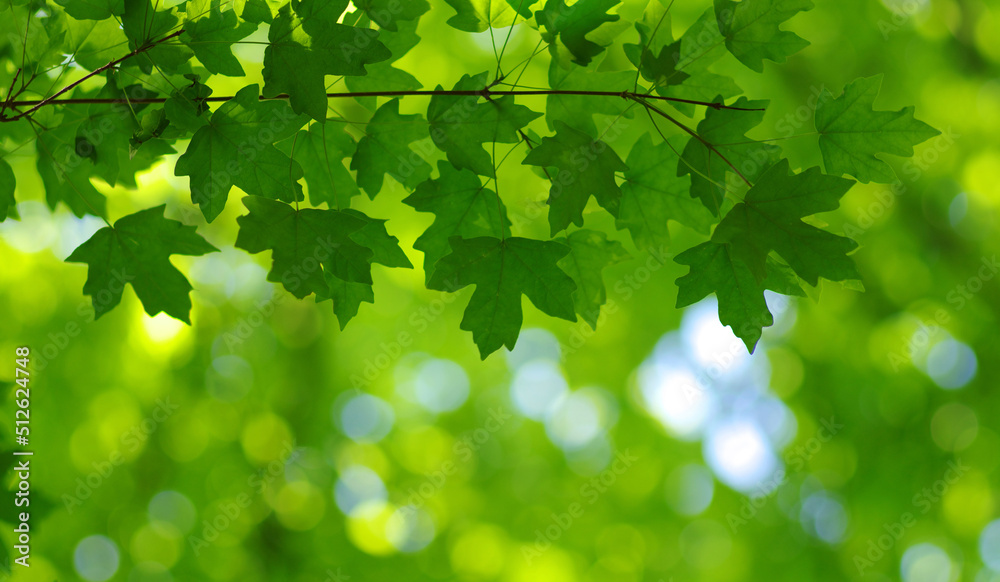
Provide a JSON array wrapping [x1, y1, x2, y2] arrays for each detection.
[[3, 88, 765, 114], [3, 29, 185, 122]]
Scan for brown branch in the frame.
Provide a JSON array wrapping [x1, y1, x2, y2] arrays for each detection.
[[632, 95, 752, 187], [4, 88, 765, 113], [4, 29, 185, 122]]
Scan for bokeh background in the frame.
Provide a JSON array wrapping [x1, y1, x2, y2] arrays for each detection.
[[2, 0, 1000, 581]]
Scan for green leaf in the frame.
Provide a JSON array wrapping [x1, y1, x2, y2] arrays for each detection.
[[312, 209, 410, 328], [175, 85, 307, 222], [237, 0, 280, 23], [54, 0, 124, 20], [351, 98, 432, 198], [35, 119, 107, 219], [66, 205, 219, 323], [163, 75, 214, 134], [675, 241, 801, 351], [342, 209, 413, 269], [0, 158, 16, 222], [442, 0, 529, 32], [618, 134, 715, 251], [404, 161, 512, 282], [713, 159, 859, 285], [815, 75, 941, 184], [546, 60, 635, 136], [536, 0, 621, 66], [428, 236, 577, 358], [658, 72, 742, 117], [555, 229, 630, 328], [318, 273, 375, 330], [75, 76, 152, 187], [676, 7, 727, 72], [623, 9, 689, 90], [522, 121, 628, 235], [428, 72, 541, 177], [714, 0, 812, 72], [355, 0, 429, 31], [280, 123, 360, 209], [344, 20, 423, 111], [183, 4, 257, 77], [122, 0, 190, 73], [678, 96, 780, 215], [262, 0, 391, 121], [234, 196, 374, 298], [62, 16, 130, 70]]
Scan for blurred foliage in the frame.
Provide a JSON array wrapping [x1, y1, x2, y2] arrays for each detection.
[[0, 0, 999, 581]]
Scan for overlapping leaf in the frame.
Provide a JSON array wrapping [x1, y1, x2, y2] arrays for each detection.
[[174, 85, 307, 222], [619, 134, 714, 251], [262, 0, 390, 121], [351, 98, 432, 198], [556, 229, 630, 328], [234, 196, 374, 298], [404, 162, 512, 282], [675, 242, 804, 350], [428, 72, 541, 177], [712, 159, 860, 285], [536, 0, 620, 65], [522, 121, 628, 235], [678, 96, 780, 215]]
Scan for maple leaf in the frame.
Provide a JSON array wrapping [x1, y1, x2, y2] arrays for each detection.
[[428, 236, 577, 358], [54, 0, 123, 20], [279, 123, 360, 209], [546, 60, 635, 136], [183, 2, 257, 77], [522, 121, 628, 235], [428, 73, 541, 177], [714, 0, 813, 72], [713, 159, 860, 285], [174, 85, 307, 222], [815, 75, 941, 184], [234, 196, 375, 299], [537, 0, 621, 66], [678, 96, 780, 215], [404, 162, 512, 282], [262, 0, 391, 121], [66, 205, 219, 323], [675, 242, 804, 351], [351, 99, 432, 198], [556, 229, 631, 328], [618, 134, 715, 251], [355, 0, 429, 31]]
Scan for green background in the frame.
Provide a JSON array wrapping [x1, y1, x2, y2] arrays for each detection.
[[1, 0, 1000, 581]]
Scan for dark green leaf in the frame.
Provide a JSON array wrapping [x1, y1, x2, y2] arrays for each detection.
[[522, 121, 628, 235], [404, 161, 512, 282], [174, 85, 307, 222], [428, 236, 577, 358], [556, 229, 630, 328], [66, 205, 218, 323], [262, 0, 391, 121], [428, 72, 541, 177]]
